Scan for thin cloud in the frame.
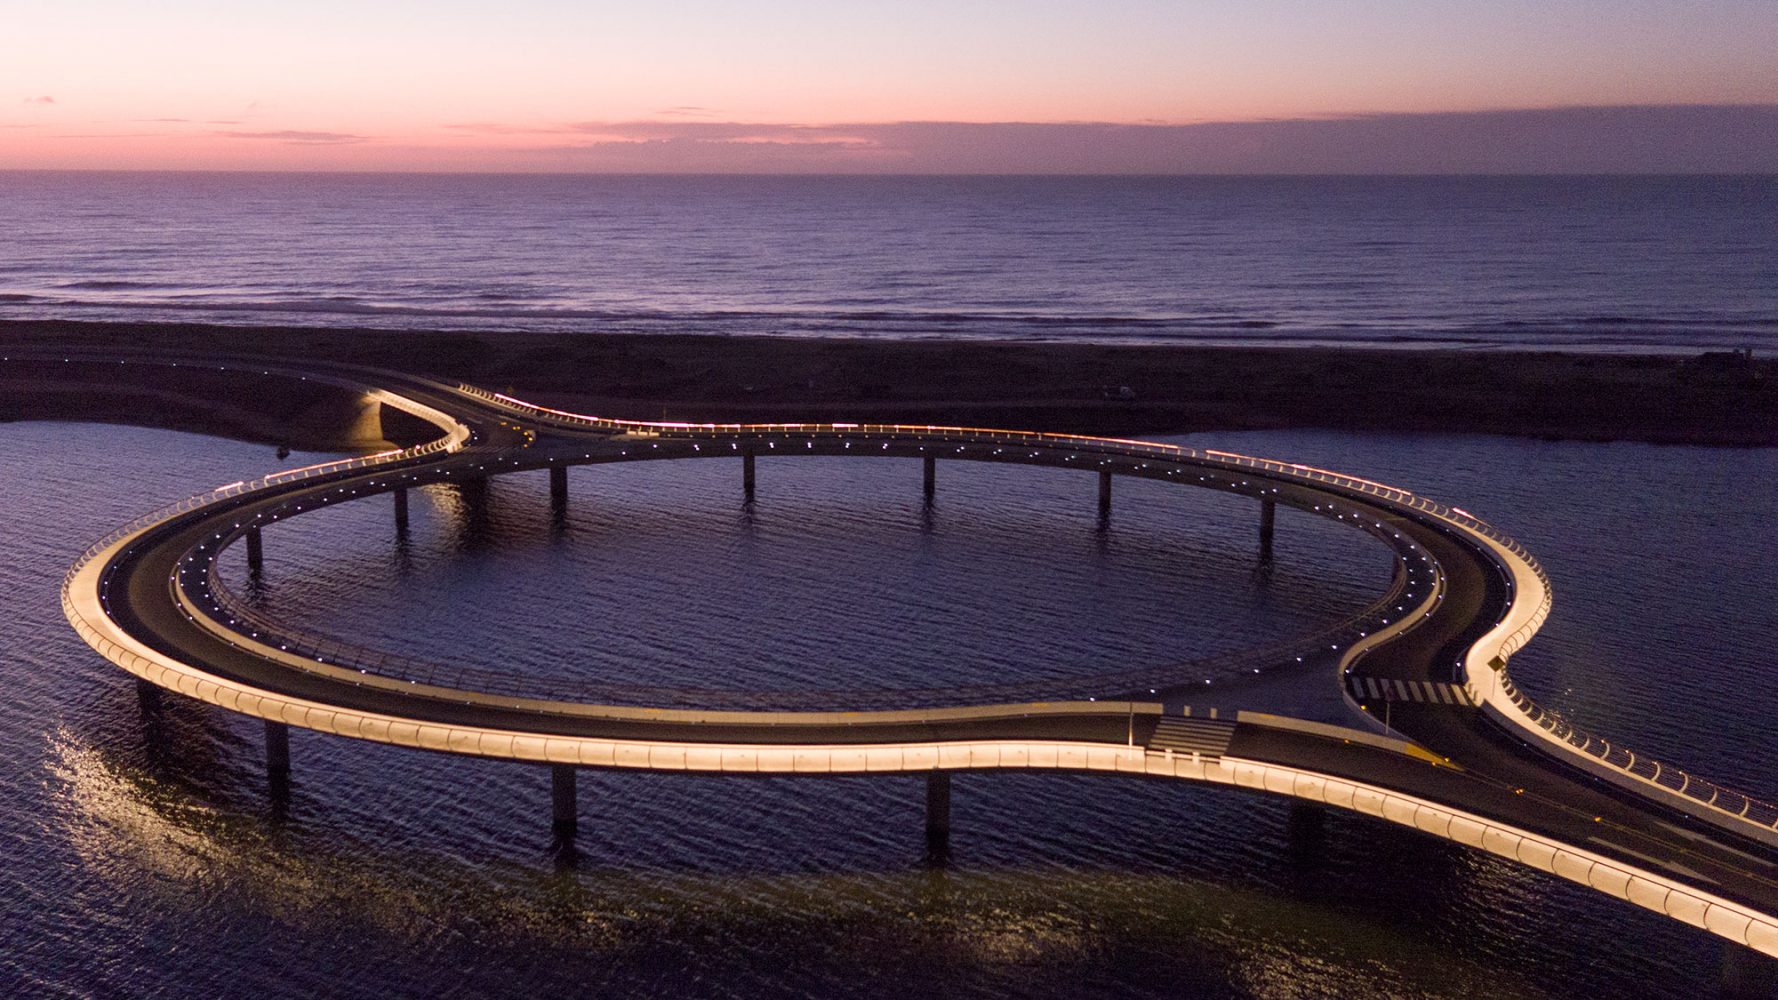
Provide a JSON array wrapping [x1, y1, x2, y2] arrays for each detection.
[[532, 138, 888, 173], [565, 120, 876, 146], [444, 121, 574, 135], [218, 129, 368, 145], [655, 106, 721, 118], [23, 95, 55, 105], [453, 119, 865, 144], [479, 105, 1778, 174], [14, 104, 1774, 173]]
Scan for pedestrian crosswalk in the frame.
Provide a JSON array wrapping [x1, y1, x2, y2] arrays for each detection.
[[1349, 675, 1475, 706], [1148, 716, 1236, 758]]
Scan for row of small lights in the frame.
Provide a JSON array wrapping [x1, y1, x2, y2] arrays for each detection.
[[161, 432, 1451, 708], [65, 357, 1744, 823], [63, 359, 1525, 736]]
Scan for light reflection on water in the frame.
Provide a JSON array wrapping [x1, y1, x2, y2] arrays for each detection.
[[224, 452, 1387, 703], [3, 420, 1764, 997], [44, 724, 1555, 1000]]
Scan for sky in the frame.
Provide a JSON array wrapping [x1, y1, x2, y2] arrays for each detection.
[[4, 0, 1776, 172]]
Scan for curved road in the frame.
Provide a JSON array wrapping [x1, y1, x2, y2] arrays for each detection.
[[26, 352, 1778, 962]]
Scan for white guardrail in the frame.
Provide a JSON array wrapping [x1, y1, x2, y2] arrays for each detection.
[[44, 365, 1778, 959], [459, 383, 1778, 846], [61, 376, 471, 646]]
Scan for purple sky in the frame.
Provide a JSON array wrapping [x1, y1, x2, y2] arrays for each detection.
[[5, 1, 1776, 172], [478, 106, 1778, 174]]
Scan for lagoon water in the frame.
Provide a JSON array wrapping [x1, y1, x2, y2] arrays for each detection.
[[2, 418, 1773, 997], [3, 173, 1776, 352]]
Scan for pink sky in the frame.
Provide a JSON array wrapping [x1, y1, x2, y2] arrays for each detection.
[[5, 1, 1776, 172]]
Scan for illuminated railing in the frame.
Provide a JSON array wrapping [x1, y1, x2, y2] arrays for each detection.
[[457, 383, 1778, 838], [193, 510, 1416, 712], [62, 429, 467, 590], [61, 365, 1775, 836], [1494, 662, 1778, 830], [460, 380, 1558, 651], [60, 360, 472, 654]]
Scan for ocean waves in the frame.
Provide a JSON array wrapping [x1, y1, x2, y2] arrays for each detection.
[[8, 291, 1774, 353], [2, 172, 1775, 351]]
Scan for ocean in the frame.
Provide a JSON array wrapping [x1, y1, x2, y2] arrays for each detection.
[[3, 171, 1776, 996], [2, 421, 1773, 997], [2, 172, 1775, 352]]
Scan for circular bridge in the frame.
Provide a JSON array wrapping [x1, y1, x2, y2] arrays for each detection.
[[36, 353, 1778, 963], [190, 410, 1424, 713]]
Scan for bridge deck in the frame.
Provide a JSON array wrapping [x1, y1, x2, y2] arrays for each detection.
[[33, 351, 1778, 959]]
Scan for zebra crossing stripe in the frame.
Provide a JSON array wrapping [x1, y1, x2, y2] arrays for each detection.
[[1352, 676, 1476, 707]]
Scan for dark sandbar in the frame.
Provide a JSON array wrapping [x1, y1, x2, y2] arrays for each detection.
[[1, 319, 1772, 449]]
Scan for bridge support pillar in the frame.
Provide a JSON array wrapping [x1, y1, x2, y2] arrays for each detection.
[[244, 526, 263, 573], [923, 455, 936, 504], [1260, 499, 1277, 561], [459, 476, 490, 520], [1098, 469, 1113, 518], [264, 720, 290, 779], [926, 771, 952, 842], [743, 451, 756, 501], [393, 487, 410, 533], [1722, 942, 1778, 998], [549, 465, 569, 514], [551, 764, 578, 840], [135, 678, 163, 714]]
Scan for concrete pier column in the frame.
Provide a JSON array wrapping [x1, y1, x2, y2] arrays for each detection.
[[265, 720, 290, 779], [549, 465, 568, 507], [1098, 469, 1113, 518], [459, 474, 490, 515], [743, 451, 756, 500], [245, 526, 264, 573], [1260, 498, 1277, 561], [393, 487, 410, 533], [926, 771, 952, 842], [551, 764, 578, 839], [135, 678, 163, 714], [923, 455, 936, 504]]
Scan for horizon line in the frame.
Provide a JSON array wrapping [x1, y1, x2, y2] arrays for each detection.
[[4, 168, 1777, 177]]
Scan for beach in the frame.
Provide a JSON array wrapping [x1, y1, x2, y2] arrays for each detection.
[[2, 318, 1772, 449]]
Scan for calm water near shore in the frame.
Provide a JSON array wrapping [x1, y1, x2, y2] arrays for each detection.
[[2, 173, 1776, 352], [2, 419, 1773, 997]]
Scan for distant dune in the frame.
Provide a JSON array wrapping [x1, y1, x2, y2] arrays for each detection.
[[2, 319, 1773, 448]]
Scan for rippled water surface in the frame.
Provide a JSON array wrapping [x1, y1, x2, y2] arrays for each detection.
[[2, 420, 1773, 997], [219, 452, 1388, 707], [3, 173, 1776, 351]]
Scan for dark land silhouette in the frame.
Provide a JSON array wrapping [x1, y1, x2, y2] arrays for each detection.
[[2, 319, 1772, 449]]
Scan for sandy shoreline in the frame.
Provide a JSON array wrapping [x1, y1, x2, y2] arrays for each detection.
[[1, 318, 1772, 448]]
